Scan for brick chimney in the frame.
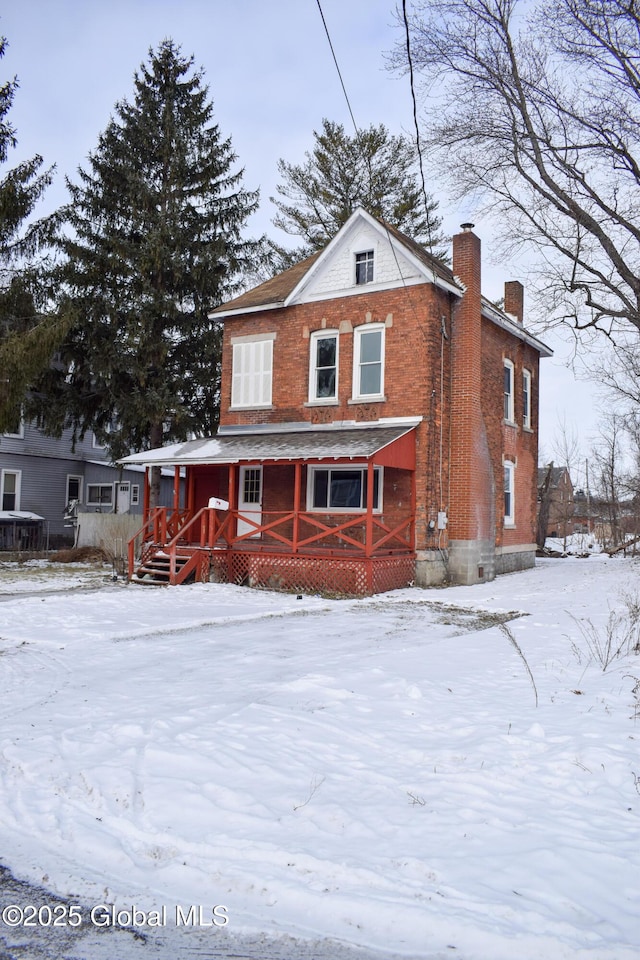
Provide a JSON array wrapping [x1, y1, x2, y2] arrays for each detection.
[[449, 223, 496, 584], [504, 280, 524, 325]]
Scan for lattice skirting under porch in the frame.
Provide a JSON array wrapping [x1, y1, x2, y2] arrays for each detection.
[[208, 551, 416, 597]]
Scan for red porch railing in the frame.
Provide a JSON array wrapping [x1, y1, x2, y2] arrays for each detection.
[[128, 506, 414, 588]]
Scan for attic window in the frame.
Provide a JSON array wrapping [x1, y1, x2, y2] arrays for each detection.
[[355, 250, 374, 285]]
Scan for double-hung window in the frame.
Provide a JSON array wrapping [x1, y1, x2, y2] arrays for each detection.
[[504, 461, 515, 526], [522, 369, 532, 429], [1, 470, 21, 511], [503, 359, 515, 423], [308, 465, 382, 512], [66, 475, 83, 506], [309, 330, 338, 402], [355, 250, 374, 285], [231, 333, 275, 409], [353, 324, 385, 400]]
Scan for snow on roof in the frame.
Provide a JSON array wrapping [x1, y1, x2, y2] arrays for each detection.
[[0, 511, 44, 522]]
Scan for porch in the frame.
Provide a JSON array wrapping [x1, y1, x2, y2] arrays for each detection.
[[128, 501, 415, 595], [122, 421, 419, 596]]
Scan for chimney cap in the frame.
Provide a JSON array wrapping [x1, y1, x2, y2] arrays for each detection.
[[460, 222, 475, 232]]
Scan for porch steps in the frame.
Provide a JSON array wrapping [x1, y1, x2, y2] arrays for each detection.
[[132, 550, 191, 585]]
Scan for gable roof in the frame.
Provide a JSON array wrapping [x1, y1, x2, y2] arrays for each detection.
[[210, 250, 324, 317], [210, 207, 552, 358], [210, 208, 462, 319], [538, 465, 573, 489]]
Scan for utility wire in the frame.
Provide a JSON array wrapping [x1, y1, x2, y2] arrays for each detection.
[[314, 0, 449, 543], [315, 0, 359, 137], [401, 0, 437, 250]]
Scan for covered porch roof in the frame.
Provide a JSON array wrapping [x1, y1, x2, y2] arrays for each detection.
[[119, 419, 420, 470]]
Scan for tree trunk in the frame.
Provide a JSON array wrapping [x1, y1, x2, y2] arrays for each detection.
[[149, 421, 163, 510]]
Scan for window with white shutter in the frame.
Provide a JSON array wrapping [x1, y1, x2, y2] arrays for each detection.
[[231, 334, 275, 408]]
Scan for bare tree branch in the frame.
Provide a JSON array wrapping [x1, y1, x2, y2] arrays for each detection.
[[394, 0, 640, 335]]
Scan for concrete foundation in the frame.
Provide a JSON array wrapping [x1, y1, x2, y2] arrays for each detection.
[[447, 538, 496, 585], [415, 550, 449, 587], [495, 543, 537, 575]]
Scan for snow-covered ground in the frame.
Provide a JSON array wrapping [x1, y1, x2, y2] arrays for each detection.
[[0, 556, 638, 959]]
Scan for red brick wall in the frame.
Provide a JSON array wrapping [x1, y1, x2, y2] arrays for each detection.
[[480, 319, 540, 548], [220, 284, 453, 553], [218, 254, 541, 563], [449, 229, 495, 546]]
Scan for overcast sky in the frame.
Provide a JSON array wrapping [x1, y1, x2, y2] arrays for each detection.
[[2, 0, 605, 473]]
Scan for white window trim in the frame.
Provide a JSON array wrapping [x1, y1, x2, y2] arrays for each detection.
[[306, 464, 383, 513], [4, 420, 24, 439], [86, 483, 114, 508], [308, 329, 339, 404], [66, 475, 83, 505], [522, 369, 532, 430], [503, 358, 515, 423], [352, 323, 385, 401], [1, 469, 21, 511], [354, 249, 375, 286], [131, 484, 140, 506], [504, 460, 515, 526], [230, 332, 275, 409]]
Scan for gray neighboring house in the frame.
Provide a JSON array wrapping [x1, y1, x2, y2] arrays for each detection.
[[0, 420, 177, 550]]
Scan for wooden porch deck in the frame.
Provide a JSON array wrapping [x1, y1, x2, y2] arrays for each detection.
[[128, 506, 416, 595]]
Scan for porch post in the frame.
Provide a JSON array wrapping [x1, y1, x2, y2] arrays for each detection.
[[227, 463, 237, 540], [293, 462, 301, 552], [143, 466, 150, 524], [173, 465, 180, 513], [365, 460, 375, 558], [187, 467, 195, 513]]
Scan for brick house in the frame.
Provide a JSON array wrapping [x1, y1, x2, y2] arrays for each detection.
[[122, 208, 551, 593], [537, 464, 575, 543]]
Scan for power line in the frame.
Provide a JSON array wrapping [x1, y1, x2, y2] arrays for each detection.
[[315, 0, 359, 137], [401, 0, 436, 248]]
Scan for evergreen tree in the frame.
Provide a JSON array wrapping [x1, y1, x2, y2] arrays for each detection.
[[270, 119, 445, 269], [33, 40, 259, 499], [0, 36, 61, 434]]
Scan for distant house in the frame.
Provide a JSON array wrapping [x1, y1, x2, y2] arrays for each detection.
[[537, 464, 575, 543], [0, 421, 176, 550], [121, 209, 552, 594]]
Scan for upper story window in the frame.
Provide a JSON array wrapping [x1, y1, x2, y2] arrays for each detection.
[[1, 469, 21, 511], [309, 330, 338, 402], [4, 418, 24, 439], [307, 464, 382, 513], [231, 333, 275, 409], [504, 461, 515, 526], [503, 359, 515, 423], [522, 369, 532, 429], [353, 324, 385, 400], [355, 250, 374, 285]]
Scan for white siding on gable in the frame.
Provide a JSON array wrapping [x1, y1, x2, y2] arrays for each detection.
[[302, 222, 422, 300]]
